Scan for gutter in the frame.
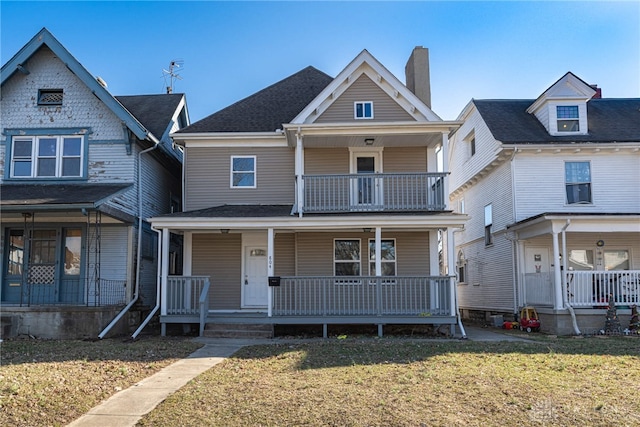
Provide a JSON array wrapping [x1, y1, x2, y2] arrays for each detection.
[[98, 142, 159, 339]]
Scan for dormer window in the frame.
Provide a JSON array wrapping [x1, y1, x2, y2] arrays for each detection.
[[354, 101, 373, 119], [38, 89, 63, 106], [556, 106, 579, 132]]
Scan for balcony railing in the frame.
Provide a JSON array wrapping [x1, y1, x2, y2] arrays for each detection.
[[302, 172, 447, 213], [272, 276, 452, 317], [13, 278, 127, 307]]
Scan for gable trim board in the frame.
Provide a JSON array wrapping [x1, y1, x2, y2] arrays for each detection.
[[1, 29, 154, 144], [292, 50, 441, 124]]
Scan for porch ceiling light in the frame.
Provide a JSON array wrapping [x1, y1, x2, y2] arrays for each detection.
[[363, 228, 372, 233], [364, 138, 375, 146], [220, 229, 229, 234]]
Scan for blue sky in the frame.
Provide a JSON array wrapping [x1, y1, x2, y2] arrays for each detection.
[[2, 1, 638, 122]]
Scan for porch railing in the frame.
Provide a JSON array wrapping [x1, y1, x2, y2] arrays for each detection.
[[568, 271, 640, 307], [272, 276, 452, 317], [522, 271, 640, 308], [15, 278, 127, 307], [302, 173, 447, 213], [166, 276, 210, 315]]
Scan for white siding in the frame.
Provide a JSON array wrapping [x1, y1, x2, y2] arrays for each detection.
[[513, 151, 640, 221], [100, 226, 130, 282], [448, 106, 502, 192]]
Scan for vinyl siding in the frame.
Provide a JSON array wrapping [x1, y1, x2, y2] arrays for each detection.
[[184, 146, 295, 211], [316, 74, 414, 123], [513, 151, 640, 222], [100, 226, 130, 282], [192, 233, 242, 310], [295, 231, 431, 276], [383, 147, 428, 172], [304, 148, 350, 174], [275, 233, 295, 276]]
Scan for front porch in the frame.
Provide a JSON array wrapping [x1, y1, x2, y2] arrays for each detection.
[[160, 275, 456, 337]]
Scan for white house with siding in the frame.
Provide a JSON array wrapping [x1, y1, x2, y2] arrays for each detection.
[[448, 72, 640, 335], [0, 28, 189, 339], [150, 48, 468, 338]]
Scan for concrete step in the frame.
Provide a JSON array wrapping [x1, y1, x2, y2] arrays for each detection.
[[204, 323, 273, 339]]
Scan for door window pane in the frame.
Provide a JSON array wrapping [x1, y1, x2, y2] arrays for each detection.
[[64, 229, 82, 275], [7, 229, 24, 276]]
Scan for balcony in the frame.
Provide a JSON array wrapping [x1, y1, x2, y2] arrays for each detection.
[[302, 172, 447, 213]]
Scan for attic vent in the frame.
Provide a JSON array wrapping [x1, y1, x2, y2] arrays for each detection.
[[38, 89, 63, 105]]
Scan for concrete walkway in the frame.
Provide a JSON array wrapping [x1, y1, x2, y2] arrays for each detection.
[[66, 326, 532, 427]]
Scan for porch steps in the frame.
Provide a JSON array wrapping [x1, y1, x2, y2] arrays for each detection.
[[203, 322, 274, 339]]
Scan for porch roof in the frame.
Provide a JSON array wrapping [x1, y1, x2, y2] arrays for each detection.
[[507, 212, 640, 238], [0, 183, 132, 211], [149, 204, 468, 230]]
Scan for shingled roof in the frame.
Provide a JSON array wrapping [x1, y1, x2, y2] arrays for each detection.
[[176, 66, 333, 133], [0, 183, 131, 209], [117, 93, 185, 141], [474, 98, 640, 144]]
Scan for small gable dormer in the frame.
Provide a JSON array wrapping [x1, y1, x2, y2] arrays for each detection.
[[526, 72, 596, 136]]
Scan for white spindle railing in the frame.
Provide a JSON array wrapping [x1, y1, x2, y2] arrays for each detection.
[[567, 271, 640, 307]]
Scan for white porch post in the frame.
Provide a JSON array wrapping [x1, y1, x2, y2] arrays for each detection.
[[375, 227, 382, 276], [552, 231, 563, 309], [295, 131, 304, 217], [183, 231, 192, 276], [446, 228, 456, 316], [517, 240, 526, 308], [267, 228, 274, 317], [441, 133, 450, 210], [160, 227, 170, 318]]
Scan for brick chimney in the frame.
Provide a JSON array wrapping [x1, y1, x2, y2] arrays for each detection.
[[590, 84, 602, 99], [405, 46, 431, 109]]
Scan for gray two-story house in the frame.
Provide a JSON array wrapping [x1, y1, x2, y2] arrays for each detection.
[[150, 48, 468, 337], [1, 28, 189, 338]]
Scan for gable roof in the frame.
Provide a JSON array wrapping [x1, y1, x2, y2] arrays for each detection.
[[292, 49, 441, 124], [117, 93, 186, 141], [527, 72, 597, 114], [474, 98, 640, 144], [176, 66, 333, 134], [1, 28, 153, 142]]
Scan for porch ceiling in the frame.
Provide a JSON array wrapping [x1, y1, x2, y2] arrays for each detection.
[[508, 213, 640, 239]]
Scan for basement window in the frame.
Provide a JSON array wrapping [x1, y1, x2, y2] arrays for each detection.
[[38, 89, 63, 106]]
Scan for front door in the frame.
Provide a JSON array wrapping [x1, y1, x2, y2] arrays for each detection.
[[351, 151, 382, 209], [243, 247, 268, 307], [523, 247, 551, 305]]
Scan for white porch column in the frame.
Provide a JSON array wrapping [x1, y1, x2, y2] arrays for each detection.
[[267, 228, 274, 317], [375, 227, 382, 276], [160, 228, 170, 317], [552, 231, 563, 309], [295, 131, 304, 217], [446, 228, 457, 316], [441, 132, 450, 210], [183, 231, 192, 276], [430, 230, 441, 312], [517, 240, 526, 308]]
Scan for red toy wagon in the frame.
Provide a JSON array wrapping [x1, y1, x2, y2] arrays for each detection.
[[519, 306, 540, 332]]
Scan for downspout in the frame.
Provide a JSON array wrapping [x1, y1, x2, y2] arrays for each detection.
[[99, 141, 159, 339], [449, 227, 467, 339], [132, 225, 163, 339], [561, 219, 581, 335]]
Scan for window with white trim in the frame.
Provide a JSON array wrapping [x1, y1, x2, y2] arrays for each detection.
[[354, 101, 373, 119], [369, 239, 396, 276], [457, 251, 467, 284], [230, 156, 256, 188], [10, 135, 83, 178], [334, 239, 361, 277], [565, 161, 592, 204], [484, 204, 493, 246], [556, 106, 579, 132]]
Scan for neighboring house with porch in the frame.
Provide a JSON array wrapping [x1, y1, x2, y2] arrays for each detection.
[[149, 47, 467, 337], [0, 28, 189, 338], [448, 72, 640, 335]]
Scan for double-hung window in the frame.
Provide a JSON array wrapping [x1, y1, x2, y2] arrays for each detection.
[[484, 204, 493, 246], [10, 135, 83, 178], [368, 239, 396, 276], [354, 101, 373, 119], [334, 239, 361, 279], [230, 156, 256, 188], [557, 106, 579, 132], [565, 161, 592, 204]]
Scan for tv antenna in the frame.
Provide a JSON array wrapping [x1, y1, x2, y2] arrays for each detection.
[[162, 59, 183, 94]]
